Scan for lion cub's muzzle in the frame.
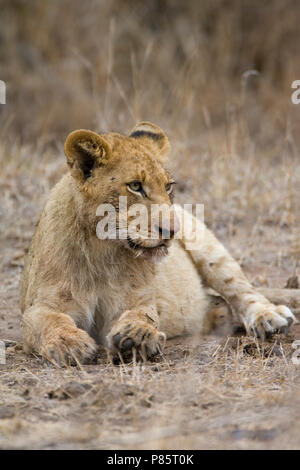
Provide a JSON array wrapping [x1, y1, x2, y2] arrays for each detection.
[[126, 211, 180, 260]]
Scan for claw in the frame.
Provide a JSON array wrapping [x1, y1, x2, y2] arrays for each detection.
[[151, 347, 160, 357], [113, 333, 121, 348], [121, 338, 134, 351]]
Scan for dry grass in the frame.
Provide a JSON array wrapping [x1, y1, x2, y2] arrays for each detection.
[[0, 0, 300, 450]]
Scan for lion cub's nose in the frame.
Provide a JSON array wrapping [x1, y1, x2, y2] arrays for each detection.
[[155, 224, 174, 239], [155, 212, 180, 240]]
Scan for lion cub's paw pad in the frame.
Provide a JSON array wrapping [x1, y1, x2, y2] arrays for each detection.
[[41, 328, 97, 366], [246, 304, 296, 338], [107, 321, 166, 359]]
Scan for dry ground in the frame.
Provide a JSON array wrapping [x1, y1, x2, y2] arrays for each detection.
[[0, 134, 299, 450]]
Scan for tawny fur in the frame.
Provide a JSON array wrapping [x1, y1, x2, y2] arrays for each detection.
[[20, 122, 296, 364]]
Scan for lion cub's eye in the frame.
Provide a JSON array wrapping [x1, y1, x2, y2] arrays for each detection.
[[127, 181, 143, 193], [165, 182, 175, 193]]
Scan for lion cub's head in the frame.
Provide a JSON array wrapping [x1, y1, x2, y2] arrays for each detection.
[[64, 122, 180, 260]]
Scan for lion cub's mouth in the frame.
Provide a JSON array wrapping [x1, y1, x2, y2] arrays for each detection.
[[126, 236, 169, 261]]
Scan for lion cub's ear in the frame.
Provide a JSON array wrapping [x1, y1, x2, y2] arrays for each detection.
[[130, 121, 170, 161], [64, 129, 111, 181]]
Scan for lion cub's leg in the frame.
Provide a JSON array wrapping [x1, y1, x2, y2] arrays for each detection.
[[106, 307, 166, 359], [178, 207, 296, 338], [23, 305, 96, 365]]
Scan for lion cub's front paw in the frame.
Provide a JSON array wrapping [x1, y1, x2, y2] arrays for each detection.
[[245, 303, 296, 339], [107, 318, 166, 360], [40, 326, 97, 366]]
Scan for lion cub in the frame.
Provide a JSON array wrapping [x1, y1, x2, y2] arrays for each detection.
[[20, 122, 295, 364]]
